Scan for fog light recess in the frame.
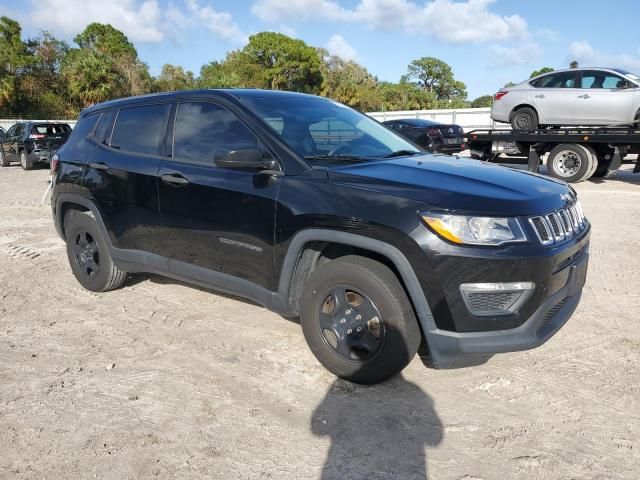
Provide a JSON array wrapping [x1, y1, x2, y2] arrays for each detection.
[[459, 282, 535, 317]]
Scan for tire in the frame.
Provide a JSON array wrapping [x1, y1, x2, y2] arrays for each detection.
[[64, 210, 127, 292], [576, 144, 598, 182], [20, 150, 33, 170], [300, 255, 421, 385], [510, 107, 538, 131], [0, 149, 8, 167], [591, 165, 611, 178], [546, 143, 592, 183]]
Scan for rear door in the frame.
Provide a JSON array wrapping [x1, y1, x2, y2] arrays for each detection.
[[83, 103, 170, 253], [530, 71, 579, 124], [156, 100, 280, 290], [3, 124, 22, 162], [574, 70, 637, 124]]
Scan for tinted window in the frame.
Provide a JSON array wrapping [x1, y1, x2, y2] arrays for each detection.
[[93, 110, 116, 144], [581, 71, 626, 89], [173, 102, 258, 164], [13, 124, 23, 136], [61, 114, 100, 160], [533, 72, 577, 88], [32, 124, 71, 135], [110, 103, 171, 156]]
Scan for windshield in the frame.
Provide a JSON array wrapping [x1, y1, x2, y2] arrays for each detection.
[[239, 95, 420, 162]]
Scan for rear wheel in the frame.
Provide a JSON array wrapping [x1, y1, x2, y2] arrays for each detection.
[[510, 107, 538, 131], [64, 210, 127, 292], [20, 151, 33, 170], [300, 255, 421, 385], [546, 144, 592, 183]]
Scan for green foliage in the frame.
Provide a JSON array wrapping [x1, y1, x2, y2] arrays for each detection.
[[0, 17, 479, 118], [529, 67, 554, 78], [504, 81, 517, 88], [406, 57, 467, 101], [470, 95, 493, 108]]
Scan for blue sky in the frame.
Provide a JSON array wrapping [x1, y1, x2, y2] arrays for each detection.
[[2, 0, 640, 99]]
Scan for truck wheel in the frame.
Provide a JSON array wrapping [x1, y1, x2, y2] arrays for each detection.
[[576, 144, 599, 182], [20, 151, 33, 170], [300, 255, 421, 385], [546, 144, 592, 183], [0, 150, 8, 167], [510, 107, 538, 131], [64, 210, 127, 292]]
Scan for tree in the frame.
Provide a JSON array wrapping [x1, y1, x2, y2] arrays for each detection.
[[0, 16, 31, 113], [530, 67, 554, 78], [405, 57, 467, 101], [504, 81, 517, 88], [317, 48, 379, 111], [376, 79, 437, 111], [237, 32, 322, 93], [471, 95, 493, 108], [63, 49, 126, 107], [155, 64, 195, 92]]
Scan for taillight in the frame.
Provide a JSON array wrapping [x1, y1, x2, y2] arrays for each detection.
[[494, 91, 508, 101], [29, 134, 46, 140], [51, 154, 60, 173]]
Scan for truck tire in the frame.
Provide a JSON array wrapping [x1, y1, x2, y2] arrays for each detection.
[[20, 150, 34, 170], [510, 107, 538, 131], [546, 144, 592, 183], [576, 144, 598, 182], [300, 255, 421, 385], [64, 210, 127, 292], [0, 149, 8, 167]]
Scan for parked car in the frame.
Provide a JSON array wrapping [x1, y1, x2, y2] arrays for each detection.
[[383, 118, 466, 153], [0, 127, 6, 141], [0, 121, 72, 169], [51, 89, 590, 384], [491, 67, 640, 130]]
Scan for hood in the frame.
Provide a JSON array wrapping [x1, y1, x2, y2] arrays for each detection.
[[327, 155, 572, 216]]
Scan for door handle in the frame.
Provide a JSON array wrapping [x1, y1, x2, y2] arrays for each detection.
[[578, 94, 591, 99], [534, 94, 545, 98], [161, 173, 189, 186], [89, 162, 109, 171]]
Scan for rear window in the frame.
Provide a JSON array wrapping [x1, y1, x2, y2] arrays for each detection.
[[32, 124, 71, 135], [93, 110, 116, 145], [110, 103, 172, 156]]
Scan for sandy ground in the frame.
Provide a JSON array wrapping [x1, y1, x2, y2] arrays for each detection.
[[0, 161, 639, 480]]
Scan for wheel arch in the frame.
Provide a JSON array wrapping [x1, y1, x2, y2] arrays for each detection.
[[509, 103, 539, 122], [277, 229, 439, 348], [55, 194, 107, 242]]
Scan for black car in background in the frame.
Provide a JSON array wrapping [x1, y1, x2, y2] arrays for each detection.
[[0, 122, 72, 169], [383, 118, 466, 154]]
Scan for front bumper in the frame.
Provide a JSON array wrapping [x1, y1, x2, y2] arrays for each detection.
[[424, 247, 587, 367]]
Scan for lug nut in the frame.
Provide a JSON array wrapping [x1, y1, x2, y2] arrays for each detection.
[[339, 318, 346, 324], [345, 309, 352, 315], [356, 326, 363, 334], [346, 328, 353, 335], [355, 314, 362, 321]]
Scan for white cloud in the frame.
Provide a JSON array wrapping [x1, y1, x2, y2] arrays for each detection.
[[489, 41, 542, 67], [27, 0, 247, 45], [325, 34, 357, 60], [569, 40, 640, 72], [252, 0, 529, 44], [535, 28, 560, 42]]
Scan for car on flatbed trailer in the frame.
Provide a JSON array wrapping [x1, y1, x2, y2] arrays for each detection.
[[468, 126, 640, 182], [51, 89, 590, 384]]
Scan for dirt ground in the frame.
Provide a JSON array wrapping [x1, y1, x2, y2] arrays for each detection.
[[0, 162, 639, 480]]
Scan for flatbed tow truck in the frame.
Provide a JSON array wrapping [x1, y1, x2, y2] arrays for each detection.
[[467, 127, 640, 183]]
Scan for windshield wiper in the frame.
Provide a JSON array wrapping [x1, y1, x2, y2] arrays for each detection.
[[382, 150, 422, 158], [303, 154, 369, 163]]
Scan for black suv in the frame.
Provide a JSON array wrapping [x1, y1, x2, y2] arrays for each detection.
[[0, 121, 72, 169], [51, 90, 590, 384]]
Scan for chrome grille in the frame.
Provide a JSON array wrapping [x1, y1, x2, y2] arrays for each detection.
[[529, 201, 587, 245]]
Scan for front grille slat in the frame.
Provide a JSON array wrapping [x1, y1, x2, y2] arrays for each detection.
[[529, 201, 587, 246]]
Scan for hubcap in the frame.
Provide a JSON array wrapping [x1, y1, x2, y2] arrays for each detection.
[[515, 112, 533, 129], [553, 150, 582, 177], [73, 231, 100, 277], [318, 285, 384, 361]]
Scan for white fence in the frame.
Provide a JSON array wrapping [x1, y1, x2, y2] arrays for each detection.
[[367, 107, 510, 132], [0, 119, 77, 131]]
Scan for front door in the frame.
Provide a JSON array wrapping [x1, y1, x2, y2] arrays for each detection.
[[2, 124, 22, 162], [531, 71, 580, 124], [574, 70, 637, 124], [157, 100, 280, 291]]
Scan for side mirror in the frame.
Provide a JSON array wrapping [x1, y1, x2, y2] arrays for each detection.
[[214, 148, 276, 171]]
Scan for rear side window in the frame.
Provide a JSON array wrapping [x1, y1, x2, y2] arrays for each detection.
[[172, 102, 258, 164], [110, 103, 171, 156], [93, 110, 116, 145], [532, 72, 577, 88], [60, 114, 100, 160]]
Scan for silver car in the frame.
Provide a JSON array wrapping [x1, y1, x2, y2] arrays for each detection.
[[491, 68, 640, 130]]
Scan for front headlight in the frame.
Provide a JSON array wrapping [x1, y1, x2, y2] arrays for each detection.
[[421, 212, 527, 246]]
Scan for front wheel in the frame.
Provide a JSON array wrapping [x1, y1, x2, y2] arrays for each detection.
[[300, 255, 421, 384]]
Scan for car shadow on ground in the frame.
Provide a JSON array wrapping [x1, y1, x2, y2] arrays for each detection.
[[311, 374, 443, 480]]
